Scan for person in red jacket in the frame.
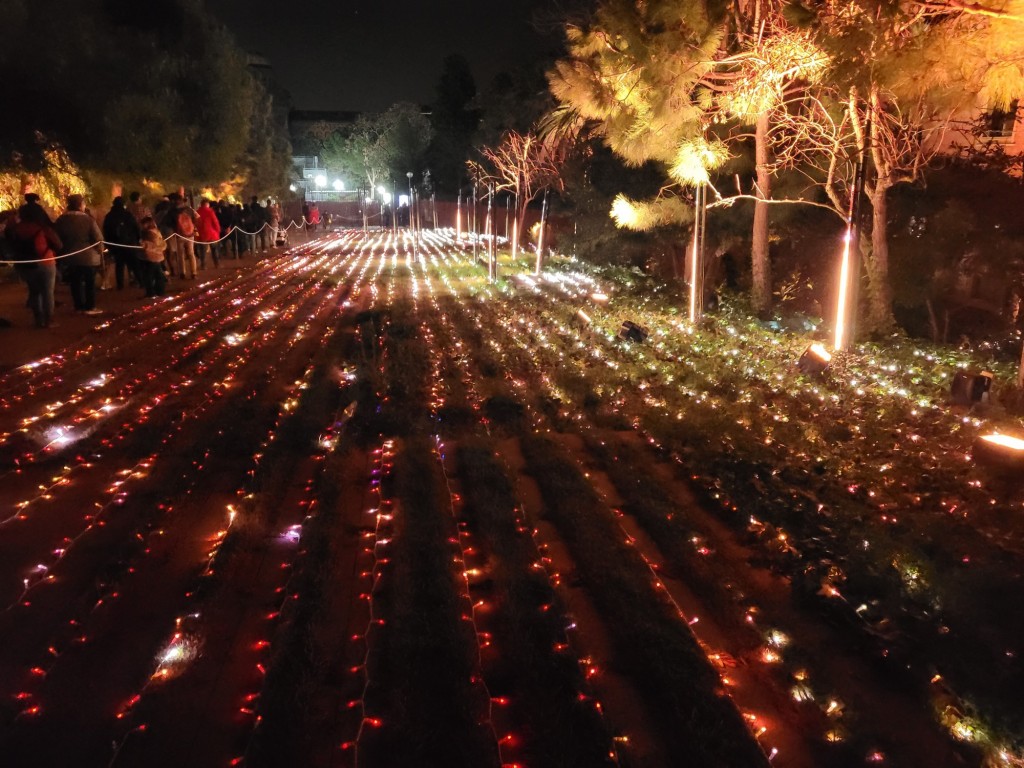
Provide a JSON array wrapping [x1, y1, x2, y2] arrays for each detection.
[[195, 198, 221, 269], [5, 203, 62, 328]]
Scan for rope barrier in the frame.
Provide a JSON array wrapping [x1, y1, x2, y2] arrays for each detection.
[[0, 220, 316, 265], [0, 212, 408, 265]]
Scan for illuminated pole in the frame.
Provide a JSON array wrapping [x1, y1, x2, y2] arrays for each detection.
[[688, 181, 707, 323], [472, 181, 478, 262], [392, 179, 398, 237], [505, 195, 510, 239], [431, 193, 437, 229], [361, 183, 368, 232], [487, 183, 496, 281], [534, 188, 549, 276], [406, 172, 416, 254], [456, 190, 463, 241], [834, 118, 869, 351], [511, 193, 519, 261]]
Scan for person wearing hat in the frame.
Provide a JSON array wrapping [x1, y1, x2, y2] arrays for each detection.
[[54, 194, 104, 314]]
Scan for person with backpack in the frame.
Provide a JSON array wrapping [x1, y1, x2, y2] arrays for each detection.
[[161, 193, 197, 280], [54, 194, 104, 315], [103, 196, 142, 290], [5, 204, 62, 328]]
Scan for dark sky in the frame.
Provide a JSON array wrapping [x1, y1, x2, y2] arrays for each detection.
[[213, 0, 559, 113]]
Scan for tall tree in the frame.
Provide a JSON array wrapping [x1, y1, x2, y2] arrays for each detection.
[[467, 130, 567, 262], [547, 0, 826, 314], [322, 104, 433, 194], [0, 0, 285, 195], [427, 55, 480, 194], [776, 0, 1024, 334]]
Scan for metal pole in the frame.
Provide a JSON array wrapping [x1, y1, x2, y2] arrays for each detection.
[[472, 182, 478, 262], [457, 190, 463, 241], [511, 192, 519, 261], [535, 189, 549, 276], [835, 115, 870, 351], [487, 183, 495, 281], [505, 195, 510, 239], [688, 182, 707, 323]]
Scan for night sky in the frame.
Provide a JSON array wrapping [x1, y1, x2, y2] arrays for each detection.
[[213, 0, 558, 113]]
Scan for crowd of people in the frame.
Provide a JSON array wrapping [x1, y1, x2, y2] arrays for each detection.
[[1, 191, 290, 329]]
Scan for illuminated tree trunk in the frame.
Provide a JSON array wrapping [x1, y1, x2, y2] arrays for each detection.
[[864, 182, 895, 335], [751, 111, 772, 316]]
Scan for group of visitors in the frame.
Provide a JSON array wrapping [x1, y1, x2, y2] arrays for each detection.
[[2, 191, 285, 329]]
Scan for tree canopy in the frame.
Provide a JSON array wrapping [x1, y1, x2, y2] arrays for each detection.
[[0, 0, 290, 199], [321, 103, 433, 194]]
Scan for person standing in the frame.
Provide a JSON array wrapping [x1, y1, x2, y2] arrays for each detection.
[[216, 201, 236, 259], [54, 194, 104, 315], [127, 191, 151, 225], [161, 193, 198, 279], [139, 216, 167, 297], [266, 197, 281, 247], [240, 203, 258, 256], [249, 196, 268, 252], [102, 196, 142, 290], [195, 199, 221, 269], [21, 192, 53, 225], [6, 204, 62, 328]]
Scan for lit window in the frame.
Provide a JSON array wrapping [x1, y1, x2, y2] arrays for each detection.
[[984, 99, 1019, 138]]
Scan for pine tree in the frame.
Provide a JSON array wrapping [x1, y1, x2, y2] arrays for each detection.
[[547, 0, 827, 315]]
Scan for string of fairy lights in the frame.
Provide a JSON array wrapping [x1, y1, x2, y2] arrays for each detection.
[[465, 269, 895, 762], [3, 226, 1022, 765], [445, 241, 1022, 763], [107, 247, 358, 762], [414, 251, 625, 766], [2, 253, 341, 608], [432, 271, 784, 762], [0, 236, 357, 746]]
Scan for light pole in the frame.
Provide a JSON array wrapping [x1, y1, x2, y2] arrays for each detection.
[[456, 189, 463, 241], [406, 172, 417, 253], [472, 181, 478, 262], [487, 183, 496, 281], [535, 188, 549, 276], [688, 181, 708, 324], [834, 121, 869, 351]]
